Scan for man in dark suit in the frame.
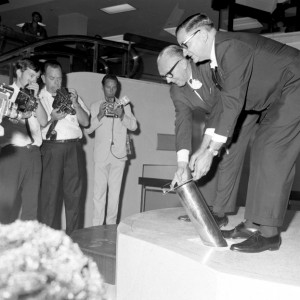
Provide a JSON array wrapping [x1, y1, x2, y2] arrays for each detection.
[[176, 13, 300, 253], [157, 45, 258, 227]]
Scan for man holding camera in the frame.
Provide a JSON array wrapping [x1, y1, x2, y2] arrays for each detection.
[[86, 74, 137, 226], [0, 58, 47, 223], [38, 60, 89, 235]]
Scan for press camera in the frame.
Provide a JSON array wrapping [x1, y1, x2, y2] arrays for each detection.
[[0, 84, 16, 123], [15, 87, 38, 113], [53, 87, 76, 115], [105, 96, 130, 118]]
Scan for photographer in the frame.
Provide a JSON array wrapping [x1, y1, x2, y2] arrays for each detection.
[[0, 58, 47, 223], [38, 60, 89, 235], [86, 74, 137, 225]]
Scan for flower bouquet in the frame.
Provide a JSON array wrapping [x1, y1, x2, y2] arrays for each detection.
[[0, 220, 106, 299]]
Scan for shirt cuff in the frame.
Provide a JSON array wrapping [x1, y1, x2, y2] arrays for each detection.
[[205, 128, 215, 136], [212, 133, 227, 143], [177, 149, 189, 163]]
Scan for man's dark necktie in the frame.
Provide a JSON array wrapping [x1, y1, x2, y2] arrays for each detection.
[[211, 67, 223, 91], [25, 118, 34, 144]]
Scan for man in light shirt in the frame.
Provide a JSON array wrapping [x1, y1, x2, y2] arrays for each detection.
[[38, 60, 89, 235], [86, 74, 137, 226], [0, 58, 47, 223]]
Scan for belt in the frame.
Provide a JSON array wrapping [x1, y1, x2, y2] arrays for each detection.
[[43, 138, 81, 144], [2, 144, 39, 150]]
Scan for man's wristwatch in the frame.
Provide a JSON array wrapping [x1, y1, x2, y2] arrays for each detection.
[[207, 145, 219, 156]]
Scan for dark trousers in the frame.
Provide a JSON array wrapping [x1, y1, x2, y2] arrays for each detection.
[[38, 141, 84, 235], [0, 145, 41, 223], [245, 78, 300, 227], [199, 112, 259, 214]]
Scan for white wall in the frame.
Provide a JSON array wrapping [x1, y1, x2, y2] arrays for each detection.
[[66, 72, 177, 227]]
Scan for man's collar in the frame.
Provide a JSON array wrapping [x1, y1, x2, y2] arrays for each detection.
[[210, 38, 218, 69], [41, 86, 53, 97]]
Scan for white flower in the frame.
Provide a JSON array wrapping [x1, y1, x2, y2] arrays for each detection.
[[0, 220, 106, 299], [189, 78, 202, 90]]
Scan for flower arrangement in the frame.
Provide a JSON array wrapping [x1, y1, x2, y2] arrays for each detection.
[[0, 220, 106, 300]]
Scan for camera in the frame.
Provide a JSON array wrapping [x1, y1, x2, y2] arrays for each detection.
[[0, 84, 16, 123], [15, 87, 38, 113], [104, 102, 116, 118], [53, 87, 76, 115], [105, 96, 130, 118]]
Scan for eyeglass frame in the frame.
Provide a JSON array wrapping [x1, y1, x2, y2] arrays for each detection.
[[161, 59, 183, 79], [180, 29, 200, 49]]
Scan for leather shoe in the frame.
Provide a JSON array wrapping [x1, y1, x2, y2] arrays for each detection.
[[230, 231, 281, 253], [178, 214, 228, 228], [221, 222, 258, 239]]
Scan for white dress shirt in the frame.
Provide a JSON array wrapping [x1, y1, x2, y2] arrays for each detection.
[[39, 87, 89, 140]]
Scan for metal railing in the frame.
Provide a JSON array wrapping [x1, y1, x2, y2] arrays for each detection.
[[0, 34, 140, 83]]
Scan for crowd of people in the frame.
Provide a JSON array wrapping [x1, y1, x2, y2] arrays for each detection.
[[0, 11, 299, 254], [0, 58, 137, 235]]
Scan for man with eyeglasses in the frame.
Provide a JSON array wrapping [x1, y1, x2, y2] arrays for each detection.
[[157, 45, 259, 228], [176, 13, 300, 253]]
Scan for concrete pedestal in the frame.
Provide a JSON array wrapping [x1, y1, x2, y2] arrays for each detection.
[[116, 207, 300, 300]]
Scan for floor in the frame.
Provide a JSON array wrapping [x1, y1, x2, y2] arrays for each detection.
[[116, 207, 300, 300]]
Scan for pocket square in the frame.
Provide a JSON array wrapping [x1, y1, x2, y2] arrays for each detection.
[[189, 78, 202, 90]]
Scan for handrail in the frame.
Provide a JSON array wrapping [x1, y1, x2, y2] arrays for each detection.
[[0, 34, 140, 78]]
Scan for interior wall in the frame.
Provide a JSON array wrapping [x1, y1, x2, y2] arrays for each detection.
[[66, 72, 176, 227]]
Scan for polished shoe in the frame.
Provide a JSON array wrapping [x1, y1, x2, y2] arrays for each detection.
[[178, 214, 228, 228], [214, 214, 228, 228], [221, 222, 258, 239], [230, 231, 281, 253]]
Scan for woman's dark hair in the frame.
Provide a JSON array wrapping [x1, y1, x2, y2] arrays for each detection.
[[15, 58, 41, 73], [32, 11, 42, 21]]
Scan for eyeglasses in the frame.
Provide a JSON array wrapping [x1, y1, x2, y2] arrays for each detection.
[[161, 59, 183, 79], [180, 30, 200, 49]]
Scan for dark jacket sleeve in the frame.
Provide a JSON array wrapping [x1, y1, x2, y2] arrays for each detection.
[[170, 86, 193, 152], [206, 38, 254, 138]]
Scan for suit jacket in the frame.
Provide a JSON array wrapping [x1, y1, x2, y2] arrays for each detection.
[[207, 31, 300, 137], [170, 61, 217, 152]]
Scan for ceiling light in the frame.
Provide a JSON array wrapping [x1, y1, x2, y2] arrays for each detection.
[[100, 4, 136, 14]]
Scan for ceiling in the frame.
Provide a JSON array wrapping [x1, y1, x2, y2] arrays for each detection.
[[0, 0, 220, 44]]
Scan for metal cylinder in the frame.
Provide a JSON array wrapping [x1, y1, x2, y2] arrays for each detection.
[[174, 180, 227, 247]]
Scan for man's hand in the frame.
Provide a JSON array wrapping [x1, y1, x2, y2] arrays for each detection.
[[171, 161, 191, 188], [27, 82, 39, 97], [22, 111, 33, 119], [113, 105, 124, 119], [189, 149, 214, 181], [97, 102, 106, 121], [50, 108, 66, 121], [68, 88, 79, 106]]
